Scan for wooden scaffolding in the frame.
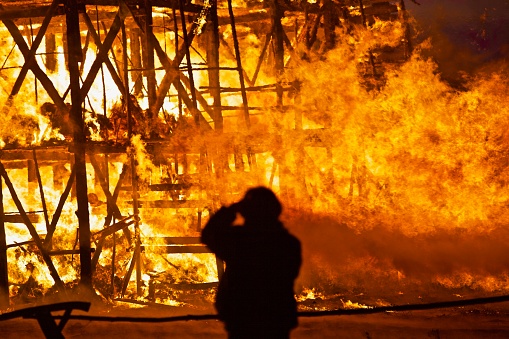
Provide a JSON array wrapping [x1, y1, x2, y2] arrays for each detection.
[[0, 0, 411, 307]]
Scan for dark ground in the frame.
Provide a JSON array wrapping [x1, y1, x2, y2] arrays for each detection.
[[1, 299, 509, 338]]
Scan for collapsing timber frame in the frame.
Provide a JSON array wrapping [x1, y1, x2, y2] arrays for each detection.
[[0, 0, 411, 307]]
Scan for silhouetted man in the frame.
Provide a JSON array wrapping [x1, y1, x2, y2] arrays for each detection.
[[202, 187, 302, 339]]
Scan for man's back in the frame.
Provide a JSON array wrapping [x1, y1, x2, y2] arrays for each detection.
[[213, 223, 301, 327], [201, 187, 302, 338]]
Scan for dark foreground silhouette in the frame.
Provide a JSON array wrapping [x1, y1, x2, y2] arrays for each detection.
[[202, 187, 302, 339]]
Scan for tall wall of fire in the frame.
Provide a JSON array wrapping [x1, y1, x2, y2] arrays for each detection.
[[0, 0, 410, 307]]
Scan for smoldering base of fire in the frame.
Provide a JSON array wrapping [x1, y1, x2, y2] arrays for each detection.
[[43, 294, 509, 323]]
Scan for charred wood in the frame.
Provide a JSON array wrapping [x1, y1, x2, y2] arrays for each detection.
[[0, 9, 67, 112], [141, 245, 211, 254], [135, 200, 209, 208], [0, 177, 8, 308], [0, 161, 65, 293], [4, 213, 41, 224]]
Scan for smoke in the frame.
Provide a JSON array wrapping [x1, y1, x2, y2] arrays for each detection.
[[285, 207, 509, 296], [406, 0, 509, 86]]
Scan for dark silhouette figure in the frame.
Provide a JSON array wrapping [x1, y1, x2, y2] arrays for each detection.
[[202, 187, 302, 339]]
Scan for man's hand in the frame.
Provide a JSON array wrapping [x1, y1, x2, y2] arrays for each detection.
[[213, 205, 238, 225]]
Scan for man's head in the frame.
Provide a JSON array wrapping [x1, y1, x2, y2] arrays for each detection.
[[236, 186, 282, 223]]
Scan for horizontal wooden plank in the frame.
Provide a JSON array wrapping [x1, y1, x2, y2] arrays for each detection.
[[48, 248, 96, 255], [121, 183, 195, 191], [156, 282, 218, 290], [142, 245, 212, 254], [0, 147, 70, 161], [136, 200, 209, 209], [142, 237, 202, 245], [4, 213, 41, 224]]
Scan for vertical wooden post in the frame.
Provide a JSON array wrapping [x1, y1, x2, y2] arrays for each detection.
[[45, 33, 57, 72], [62, 22, 69, 71], [359, 0, 376, 76], [0, 176, 9, 309], [399, 0, 412, 58], [66, 0, 92, 290], [32, 150, 51, 235], [27, 159, 37, 196], [178, 0, 199, 125], [172, 6, 183, 120], [206, 4, 222, 131], [270, 0, 285, 109], [130, 28, 143, 95], [227, 0, 250, 128], [206, 2, 229, 177], [113, 34, 124, 87], [123, 21, 142, 297], [144, 0, 157, 125], [52, 164, 65, 191], [234, 145, 244, 172], [322, 0, 336, 52]]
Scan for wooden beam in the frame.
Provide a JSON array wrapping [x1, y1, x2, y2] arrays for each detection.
[[227, 0, 250, 128], [86, 0, 203, 13], [178, 0, 199, 124], [0, 161, 65, 293], [81, 11, 126, 95], [0, 7, 66, 112], [146, 15, 198, 115], [32, 150, 51, 236], [130, 28, 143, 95], [136, 200, 209, 208], [45, 33, 57, 72], [175, 77, 213, 129], [103, 164, 130, 235], [4, 213, 41, 224], [0, 147, 70, 161], [79, 2, 130, 105], [142, 236, 203, 245], [205, 5, 223, 130], [142, 245, 211, 254], [0, 176, 8, 309], [123, 0, 214, 128], [88, 156, 132, 247], [66, 0, 92, 290], [44, 164, 76, 248], [4, 0, 59, 106], [270, 0, 285, 109], [90, 217, 134, 273], [0, 4, 65, 21], [88, 155, 124, 220], [144, 0, 157, 118], [92, 216, 135, 241]]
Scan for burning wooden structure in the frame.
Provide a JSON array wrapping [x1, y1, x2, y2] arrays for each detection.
[[0, 0, 410, 308]]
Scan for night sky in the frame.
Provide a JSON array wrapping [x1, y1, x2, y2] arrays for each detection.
[[405, 0, 509, 84]]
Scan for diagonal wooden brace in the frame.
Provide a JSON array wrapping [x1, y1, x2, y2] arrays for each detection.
[[149, 22, 198, 115], [0, 161, 65, 293], [122, 1, 209, 121], [88, 155, 132, 244], [79, 2, 131, 105], [150, 26, 213, 128], [81, 11, 126, 96], [5, 0, 60, 101], [0, 5, 66, 112], [88, 155, 124, 220], [45, 164, 76, 248]]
